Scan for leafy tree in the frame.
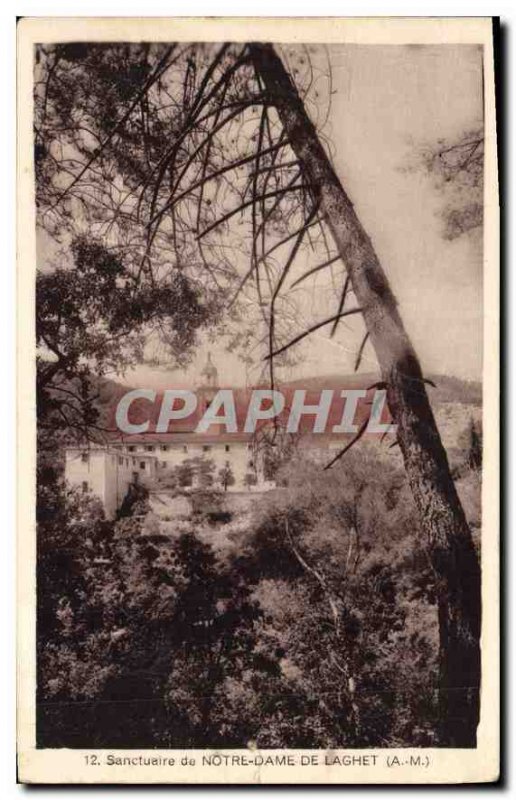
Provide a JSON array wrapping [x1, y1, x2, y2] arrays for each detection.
[[244, 471, 258, 489], [190, 455, 216, 488], [255, 417, 301, 482], [176, 459, 195, 488], [37, 237, 215, 443], [459, 417, 482, 472], [409, 128, 483, 240], [117, 479, 150, 519], [468, 419, 483, 471], [218, 460, 235, 491]]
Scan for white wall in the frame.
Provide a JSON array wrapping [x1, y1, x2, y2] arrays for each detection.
[[116, 441, 259, 490], [65, 449, 158, 518], [65, 449, 110, 512]]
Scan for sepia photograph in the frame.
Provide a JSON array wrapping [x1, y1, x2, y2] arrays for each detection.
[[16, 16, 499, 784]]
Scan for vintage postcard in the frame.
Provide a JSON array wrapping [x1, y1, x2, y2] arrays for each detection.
[[17, 16, 499, 784]]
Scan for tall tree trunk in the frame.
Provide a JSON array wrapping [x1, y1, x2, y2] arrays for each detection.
[[250, 42, 481, 747]]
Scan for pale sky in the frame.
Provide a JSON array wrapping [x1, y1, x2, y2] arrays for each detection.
[[325, 44, 483, 381], [39, 43, 484, 389]]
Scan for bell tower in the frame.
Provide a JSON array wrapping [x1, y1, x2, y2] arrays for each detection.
[[198, 351, 219, 415]]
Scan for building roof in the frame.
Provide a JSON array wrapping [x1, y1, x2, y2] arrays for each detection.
[[109, 431, 253, 445]]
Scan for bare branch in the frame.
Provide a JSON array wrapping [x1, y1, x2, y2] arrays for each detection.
[[265, 306, 363, 359], [330, 275, 350, 337], [323, 418, 369, 471], [289, 254, 341, 289], [196, 183, 309, 241], [354, 331, 370, 371]]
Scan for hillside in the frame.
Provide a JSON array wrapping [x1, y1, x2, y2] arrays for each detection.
[[281, 372, 481, 407]]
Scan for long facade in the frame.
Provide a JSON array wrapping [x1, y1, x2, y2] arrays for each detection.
[[64, 355, 272, 517]]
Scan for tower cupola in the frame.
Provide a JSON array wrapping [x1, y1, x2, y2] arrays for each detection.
[[200, 351, 219, 389]]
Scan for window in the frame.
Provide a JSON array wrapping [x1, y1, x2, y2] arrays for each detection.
[[128, 446, 136, 452], [162, 461, 167, 468], [225, 444, 231, 452], [247, 443, 253, 451], [145, 445, 155, 452], [118, 457, 123, 465], [160, 445, 169, 452], [183, 445, 188, 453], [81, 481, 88, 493], [125, 458, 129, 467], [202, 445, 212, 452], [81, 453, 89, 463], [140, 461, 146, 470]]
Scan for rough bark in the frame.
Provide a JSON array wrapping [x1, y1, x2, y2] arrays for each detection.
[[250, 42, 481, 747]]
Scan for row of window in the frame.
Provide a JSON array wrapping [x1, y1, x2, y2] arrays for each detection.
[[78, 443, 254, 467], [118, 443, 252, 454], [80, 453, 149, 471]]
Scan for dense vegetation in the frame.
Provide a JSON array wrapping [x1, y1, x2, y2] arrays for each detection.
[[37, 427, 481, 748]]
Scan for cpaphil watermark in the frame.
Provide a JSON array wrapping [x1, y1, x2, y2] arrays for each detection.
[[113, 386, 397, 437]]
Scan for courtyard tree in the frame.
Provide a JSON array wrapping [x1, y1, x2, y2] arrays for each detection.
[[244, 471, 258, 490], [35, 41, 482, 745], [218, 461, 236, 491], [176, 460, 195, 489], [192, 456, 216, 489]]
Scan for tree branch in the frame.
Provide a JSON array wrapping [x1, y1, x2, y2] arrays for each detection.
[[265, 306, 362, 359]]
